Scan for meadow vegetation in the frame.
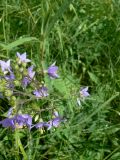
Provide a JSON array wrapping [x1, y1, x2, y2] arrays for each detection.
[[0, 0, 120, 159]]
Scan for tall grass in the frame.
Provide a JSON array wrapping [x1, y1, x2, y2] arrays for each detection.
[[0, 0, 120, 159]]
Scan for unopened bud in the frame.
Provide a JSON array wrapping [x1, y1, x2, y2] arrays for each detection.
[[14, 80, 20, 86], [5, 90, 13, 97]]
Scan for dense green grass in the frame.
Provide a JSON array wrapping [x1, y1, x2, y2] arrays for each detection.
[[0, 0, 120, 159]]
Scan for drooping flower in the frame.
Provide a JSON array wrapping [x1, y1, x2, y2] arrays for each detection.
[[0, 60, 11, 73], [33, 86, 49, 98], [47, 63, 59, 79], [16, 52, 31, 63], [80, 87, 90, 98]]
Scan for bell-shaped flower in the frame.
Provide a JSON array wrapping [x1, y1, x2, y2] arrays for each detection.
[[0, 60, 11, 73], [0, 114, 32, 130], [80, 87, 90, 98], [0, 117, 15, 129], [14, 114, 32, 129], [35, 122, 49, 129], [47, 111, 63, 130], [33, 86, 49, 98], [28, 65, 35, 79], [22, 66, 35, 87], [47, 63, 59, 79], [5, 72, 15, 81], [16, 52, 31, 63]]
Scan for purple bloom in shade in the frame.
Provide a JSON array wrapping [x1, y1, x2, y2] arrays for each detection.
[[0, 118, 15, 129], [16, 52, 31, 63], [48, 63, 59, 79], [0, 60, 11, 73], [33, 87, 49, 98], [80, 87, 90, 98]]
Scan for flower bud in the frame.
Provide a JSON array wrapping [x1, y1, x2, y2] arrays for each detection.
[[22, 62, 27, 67], [4, 90, 13, 97], [14, 80, 20, 87], [14, 64, 19, 70], [23, 69, 28, 75], [10, 96, 17, 107], [19, 67, 24, 72]]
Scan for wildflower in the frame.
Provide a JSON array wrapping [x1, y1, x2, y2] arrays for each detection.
[[0, 114, 32, 129], [5, 72, 15, 81], [33, 86, 49, 98], [0, 117, 15, 129], [0, 60, 11, 73], [28, 65, 35, 79], [14, 114, 32, 129], [35, 122, 49, 129], [47, 63, 59, 79], [80, 87, 90, 98], [77, 87, 90, 106], [16, 52, 31, 63], [22, 66, 35, 87], [47, 111, 63, 130]]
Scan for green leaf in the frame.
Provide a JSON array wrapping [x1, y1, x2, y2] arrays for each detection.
[[88, 71, 99, 84], [46, 0, 73, 35], [0, 37, 39, 51]]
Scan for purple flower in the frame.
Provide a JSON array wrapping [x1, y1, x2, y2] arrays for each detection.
[[35, 122, 49, 129], [80, 87, 90, 98], [22, 66, 35, 87], [22, 77, 30, 87], [33, 87, 49, 98], [5, 72, 15, 81], [0, 114, 32, 129], [0, 60, 11, 73], [16, 52, 31, 63], [14, 114, 32, 129], [0, 118, 15, 129], [28, 65, 35, 79], [48, 63, 59, 79], [47, 111, 63, 130]]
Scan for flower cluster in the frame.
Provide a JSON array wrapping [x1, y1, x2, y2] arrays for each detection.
[[0, 52, 63, 131]]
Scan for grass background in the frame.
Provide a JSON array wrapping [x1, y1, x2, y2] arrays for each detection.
[[0, 0, 120, 159]]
